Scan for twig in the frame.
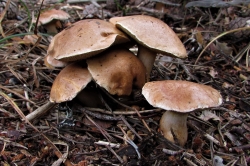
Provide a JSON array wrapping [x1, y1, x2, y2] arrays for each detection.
[[120, 115, 142, 140], [25, 101, 56, 121], [85, 107, 162, 115], [0, 136, 28, 149], [0, 84, 37, 106], [152, 0, 180, 7], [85, 114, 115, 142], [0, 0, 11, 38], [118, 125, 141, 159], [94, 140, 120, 148], [134, 108, 151, 132], [80, 107, 121, 121], [31, 56, 41, 88], [187, 121, 221, 146], [23, 84, 32, 112], [67, 0, 106, 3], [162, 148, 184, 155]]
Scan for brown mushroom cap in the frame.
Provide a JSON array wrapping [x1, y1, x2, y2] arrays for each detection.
[[47, 19, 131, 62], [44, 54, 69, 68], [87, 48, 146, 96], [38, 9, 70, 26], [142, 80, 222, 112], [142, 80, 222, 146], [50, 62, 92, 103], [110, 15, 187, 58]]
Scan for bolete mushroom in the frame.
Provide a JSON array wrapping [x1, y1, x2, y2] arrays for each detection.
[[50, 62, 92, 103], [45, 19, 131, 68], [110, 15, 187, 80], [87, 47, 146, 96], [37, 9, 70, 34], [142, 80, 222, 146]]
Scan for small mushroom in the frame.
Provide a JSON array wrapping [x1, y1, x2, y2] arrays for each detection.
[[37, 9, 70, 34], [50, 62, 92, 103], [87, 47, 146, 96], [110, 15, 187, 80], [142, 80, 222, 146]]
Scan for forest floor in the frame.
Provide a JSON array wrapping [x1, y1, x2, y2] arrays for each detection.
[[0, 0, 250, 165]]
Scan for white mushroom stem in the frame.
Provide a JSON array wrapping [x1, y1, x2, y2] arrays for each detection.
[[137, 44, 156, 81], [159, 111, 188, 147]]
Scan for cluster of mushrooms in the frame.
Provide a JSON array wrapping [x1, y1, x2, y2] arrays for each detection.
[[45, 15, 223, 147]]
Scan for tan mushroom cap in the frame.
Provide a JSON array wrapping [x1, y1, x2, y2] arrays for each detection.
[[87, 48, 146, 96], [44, 54, 69, 68], [47, 19, 131, 62], [50, 62, 92, 103], [142, 80, 222, 112], [110, 15, 187, 58], [38, 9, 70, 26]]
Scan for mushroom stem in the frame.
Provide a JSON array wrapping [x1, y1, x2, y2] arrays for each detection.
[[44, 21, 58, 34], [160, 111, 188, 146], [137, 44, 156, 81]]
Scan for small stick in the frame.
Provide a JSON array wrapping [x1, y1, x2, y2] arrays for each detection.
[[94, 140, 120, 148], [23, 84, 32, 113], [134, 108, 151, 132], [25, 101, 56, 121], [85, 107, 162, 115], [120, 115, 142, 140]]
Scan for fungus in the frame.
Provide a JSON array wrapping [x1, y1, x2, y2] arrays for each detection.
[[45, 19, 130, 68], [142, 80, 222, 146], [37, 9, 70, 34], [50, 62, 92, 103], [87, 47, 146, 96], [110, 15, 187, 80], [45, 19, 131, 68]]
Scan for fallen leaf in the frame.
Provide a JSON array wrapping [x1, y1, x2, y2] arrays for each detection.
[[199, 110, 221, 121]]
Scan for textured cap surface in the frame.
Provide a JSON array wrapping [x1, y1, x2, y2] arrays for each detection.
[[47, 19, 131, 61], [142, 80, 222, 112], [50, 62, 92, 103], [87, 48, 146, 96], [110, 15, 187, 58], [38, 9, 70, 25]]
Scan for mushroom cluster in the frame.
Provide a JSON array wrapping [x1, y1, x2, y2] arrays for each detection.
[[46, 15, 188, 103], [46, 18, 146, 105], [46, 15, 222, 147]]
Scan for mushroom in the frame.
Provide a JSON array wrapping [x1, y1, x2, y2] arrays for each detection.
[[142, 80, 222, 146], [50, 62, 92, 103], [87, 47, 146, 96], [45, 19, 131, 68], [37, 9, 70, 34], [109, 15, 187, 80]]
